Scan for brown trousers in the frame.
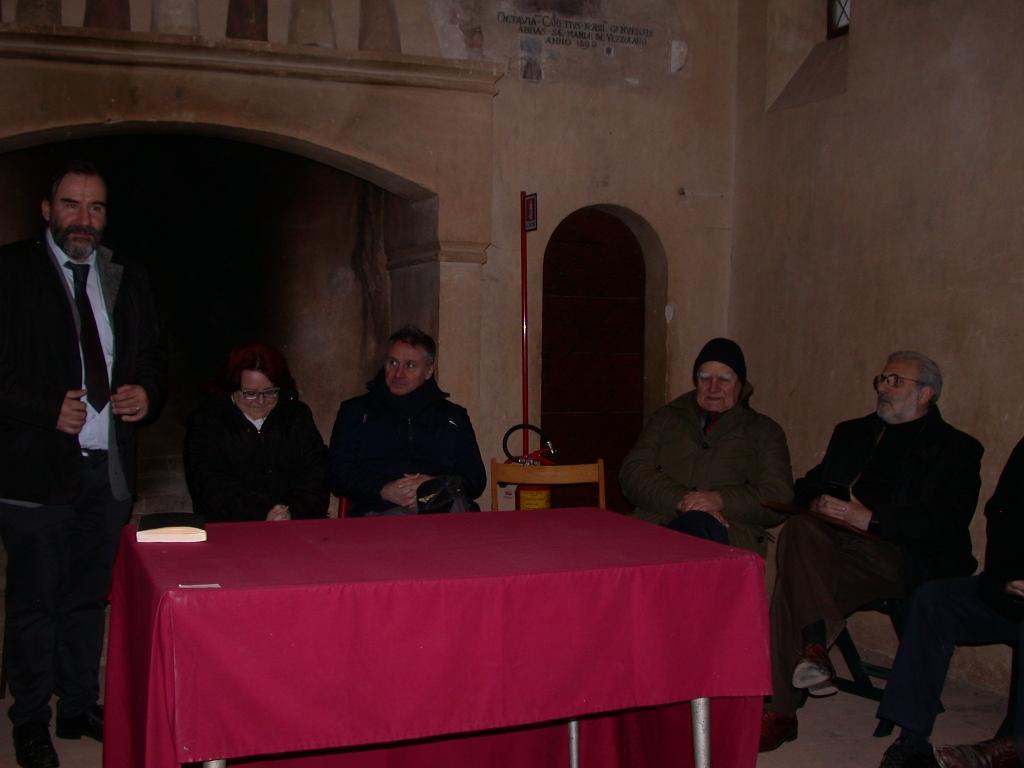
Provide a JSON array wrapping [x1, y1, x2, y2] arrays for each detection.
[[766, 514, 904, 715]]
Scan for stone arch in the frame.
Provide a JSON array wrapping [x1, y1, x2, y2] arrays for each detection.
[[0, 26, 503, 422], [0, 121, 439, 379], [0, 122, 436, 201]]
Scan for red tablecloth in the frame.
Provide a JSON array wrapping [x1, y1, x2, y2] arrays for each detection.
[[104, 509, 769, 767]]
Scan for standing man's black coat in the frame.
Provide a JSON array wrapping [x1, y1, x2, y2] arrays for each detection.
[[0, 238, 165, 503]]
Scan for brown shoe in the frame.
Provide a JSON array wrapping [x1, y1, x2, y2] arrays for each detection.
[[934, 738, 1021, 768], [792, 642, 837, 696], [759, 710, 798, 753]]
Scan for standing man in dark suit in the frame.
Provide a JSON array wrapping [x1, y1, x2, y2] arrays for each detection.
[[0, 160, 166, 768]]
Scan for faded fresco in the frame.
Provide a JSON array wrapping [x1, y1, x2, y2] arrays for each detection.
[[427, 0, 686, 86], [498, 0, 675, 86], [430, 0, 487, 58]]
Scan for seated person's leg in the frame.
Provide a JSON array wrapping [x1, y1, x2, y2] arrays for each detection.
[[878, 577, 1020, 765], [768, 516, 841, 713], [1014, 621, 1023, 758], [995, 621, 1021, 740], [762, 516, 904, 752], [928, 627, 1021, 767], [791, 619, 834, 694], [666, 510, 729, 544]]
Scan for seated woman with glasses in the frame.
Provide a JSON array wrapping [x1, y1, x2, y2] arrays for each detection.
[[184, 342, 329, 522]]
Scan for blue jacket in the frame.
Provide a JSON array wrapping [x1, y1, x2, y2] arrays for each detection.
[[328, 371, 486, 516]]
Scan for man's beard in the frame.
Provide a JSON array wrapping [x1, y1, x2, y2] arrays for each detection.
[[53, 223, 102, 261]]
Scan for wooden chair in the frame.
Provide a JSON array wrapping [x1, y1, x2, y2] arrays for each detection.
[[489, 458, 606, 510]]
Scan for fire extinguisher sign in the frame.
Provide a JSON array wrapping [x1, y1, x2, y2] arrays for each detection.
[[523, 193, 538, 232]]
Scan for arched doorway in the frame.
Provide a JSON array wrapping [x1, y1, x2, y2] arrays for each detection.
[[541, 208, 646, 513]]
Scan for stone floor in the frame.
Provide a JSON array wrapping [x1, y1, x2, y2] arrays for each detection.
[[758, 675, 1007, 768], [0, 663, 1007, 767]]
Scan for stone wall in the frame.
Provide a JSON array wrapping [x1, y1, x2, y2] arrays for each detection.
[[733, 0, 1024, 692]]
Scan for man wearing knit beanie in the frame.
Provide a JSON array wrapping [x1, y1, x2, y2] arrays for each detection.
[[620, 336, 793, 557], [692, 337, 747, 387]]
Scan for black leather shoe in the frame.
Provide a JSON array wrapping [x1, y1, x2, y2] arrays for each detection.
[[12, 722, 60, 768], [55, 703, 103, 742]]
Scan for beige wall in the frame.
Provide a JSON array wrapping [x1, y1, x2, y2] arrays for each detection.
[[470, 0, 739, 462], [733, 0, 1024, 690]]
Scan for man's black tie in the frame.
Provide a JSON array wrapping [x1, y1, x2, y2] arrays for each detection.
[[66, 262, 110, 412]]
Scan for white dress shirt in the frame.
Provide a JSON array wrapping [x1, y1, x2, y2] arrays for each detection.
[[48, 229, 114, 451]]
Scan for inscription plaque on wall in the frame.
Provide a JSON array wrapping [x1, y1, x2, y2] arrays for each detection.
[[498, 12, 655, 51]]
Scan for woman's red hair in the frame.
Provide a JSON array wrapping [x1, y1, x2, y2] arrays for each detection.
[[209, 342, 296, 396]]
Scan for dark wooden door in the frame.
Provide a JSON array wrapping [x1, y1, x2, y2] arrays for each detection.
[[541, 209, 645, 513]]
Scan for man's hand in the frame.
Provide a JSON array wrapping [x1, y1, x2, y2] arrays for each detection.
[[380, 473, 430, 510], [815, 493, 873, 531], [57, 389, 88, 435], [677, 490, 728, 528], [1005, 580, 1024, 600], [111, 384, 149, 422], [266, 504, 291, 522]]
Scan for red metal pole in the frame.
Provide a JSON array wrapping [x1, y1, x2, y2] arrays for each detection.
[[520, 191, 529, 457]]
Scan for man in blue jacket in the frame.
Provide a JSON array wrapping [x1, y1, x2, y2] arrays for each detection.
[[328, 326, 485, 516]]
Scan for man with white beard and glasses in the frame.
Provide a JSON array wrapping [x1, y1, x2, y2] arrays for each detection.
[[759, 351, 983, 754]]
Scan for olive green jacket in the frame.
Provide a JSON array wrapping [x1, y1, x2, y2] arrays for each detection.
[[619, 383, 794, 557]]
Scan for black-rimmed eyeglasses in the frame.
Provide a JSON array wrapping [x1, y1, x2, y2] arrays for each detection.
[[238, 387, 281, 402]]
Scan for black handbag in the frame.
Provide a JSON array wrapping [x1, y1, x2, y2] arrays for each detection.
[[416, 475, 469, 514]]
